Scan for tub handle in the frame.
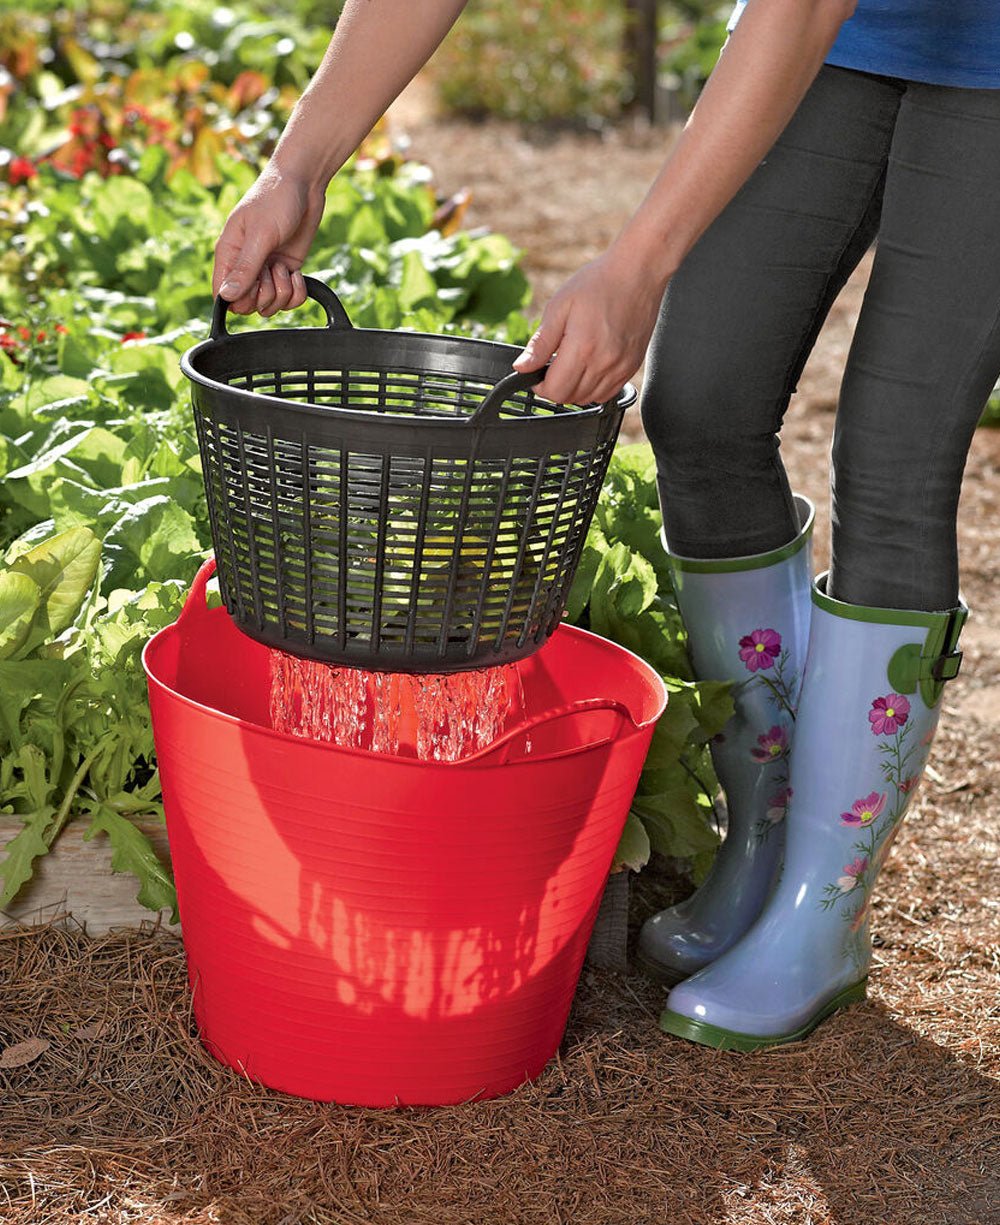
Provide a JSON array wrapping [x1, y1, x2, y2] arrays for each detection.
[[178, 555, 218, 624], [457, 697, 634, 766]]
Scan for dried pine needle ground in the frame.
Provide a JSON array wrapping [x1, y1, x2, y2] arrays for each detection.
[[1, 711, 998, 1225]]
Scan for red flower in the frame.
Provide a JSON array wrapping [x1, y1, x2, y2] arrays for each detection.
[[69, 106, 100, 138], [55, 324, 69, 334], [17, 326, 31, 341], [70, 148, 93, 178], [8, 156, 37, 186], [35, 330, 46, 341], [121, 331, 147, 343]]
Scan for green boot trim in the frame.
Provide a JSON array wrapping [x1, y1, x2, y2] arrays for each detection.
[[813, 574, 968, 708], [887, 605, 968, 707], [664, 496, 815, 576], [658, 977, 869, 1051]]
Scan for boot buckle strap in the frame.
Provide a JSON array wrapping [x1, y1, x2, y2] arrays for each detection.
[[930, 650, 962, 682], [887, 642, 963, 695]]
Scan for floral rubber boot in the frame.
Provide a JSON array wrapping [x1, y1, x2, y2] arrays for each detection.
[[658, 573, 967, 1050], [635, 496, 815, 986]]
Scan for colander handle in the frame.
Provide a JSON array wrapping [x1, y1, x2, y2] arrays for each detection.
[[469, 367, 550, 426], [456, 696, 633, 765], [177, 555, 218, 623], [210, 275, 353, 340]]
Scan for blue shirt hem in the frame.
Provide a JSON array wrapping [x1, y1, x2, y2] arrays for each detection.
[[825, 48, 1000, 90]]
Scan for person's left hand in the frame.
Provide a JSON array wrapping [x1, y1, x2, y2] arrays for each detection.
[[512, 242, 669, 405]]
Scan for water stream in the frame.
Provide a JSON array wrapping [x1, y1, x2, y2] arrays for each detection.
[[268, 650, 527, 761]]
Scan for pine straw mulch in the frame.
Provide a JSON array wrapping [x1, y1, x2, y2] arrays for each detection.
[[1, 702, 998, 1225]]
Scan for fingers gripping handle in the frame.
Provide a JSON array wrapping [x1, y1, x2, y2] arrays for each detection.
[[470, 367, 549, 426], [210, 275, 354, 339]]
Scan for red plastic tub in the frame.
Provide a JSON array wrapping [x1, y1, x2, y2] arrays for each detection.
[[143, 559, 666, 1106]]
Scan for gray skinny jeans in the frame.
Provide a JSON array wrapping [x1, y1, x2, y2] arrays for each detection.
[[641, 64, 1000, 612]]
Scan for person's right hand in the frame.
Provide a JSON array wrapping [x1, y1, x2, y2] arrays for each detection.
[[212, 163, 326, 318]]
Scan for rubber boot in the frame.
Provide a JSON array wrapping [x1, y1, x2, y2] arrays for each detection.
[[635, 496, 815, 986], [659, 573, 967, 1050]]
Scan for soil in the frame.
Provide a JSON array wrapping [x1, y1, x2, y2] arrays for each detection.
[[0, 92, 998, 1225]]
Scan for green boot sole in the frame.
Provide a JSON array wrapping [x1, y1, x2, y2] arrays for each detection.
[[658, 977, 869, 1051]]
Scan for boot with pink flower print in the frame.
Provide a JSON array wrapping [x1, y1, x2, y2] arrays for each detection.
[[636, 497, 815, 985], [658, 573, 967, 1050]]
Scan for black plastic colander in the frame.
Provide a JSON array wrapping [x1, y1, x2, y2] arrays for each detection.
[[181, 276, 635, 672]]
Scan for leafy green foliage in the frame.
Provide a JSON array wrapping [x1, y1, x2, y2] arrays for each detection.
[[429, 0, 731, 124], [659, 6, 730, 112], [2, 150, 531, 344], [0, 326, 211, 917], [431, 0, 626, 124], [979, 383, 1000, 428], [565, 444, 733, 877], [0, 77, 532, 917], [1, 1, 731, 915], [0, 0, 335, 178]]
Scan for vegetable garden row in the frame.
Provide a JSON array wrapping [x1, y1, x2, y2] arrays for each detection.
[[1, 0, 735, 923]]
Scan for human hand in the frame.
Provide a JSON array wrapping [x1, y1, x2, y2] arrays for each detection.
[[211, 163, 326, 317], [511, 243, 668, 405]]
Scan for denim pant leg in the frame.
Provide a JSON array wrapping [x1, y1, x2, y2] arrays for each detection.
[[641, 66, 901, 558], [829, 81, 1000, 611]]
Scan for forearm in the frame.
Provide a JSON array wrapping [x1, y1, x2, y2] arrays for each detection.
[[617, 0, 856, 284], [270, 0, 467, 191]]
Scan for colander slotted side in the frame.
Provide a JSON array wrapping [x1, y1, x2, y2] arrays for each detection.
[[181, 276, 634, 671]]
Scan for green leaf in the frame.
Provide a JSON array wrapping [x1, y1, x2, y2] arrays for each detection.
[[347, 203, 388, 248], [690, 679, 736, 741], [90, 580, 188, 667], [0, 808, 57, 907], [83, 804, 177, 921], [0, 658, 76, 747], [102, 497, 202, 590], [397, 249, 439, 312], [612, 810, 651, 873], [57, 331, 99, 379], [632, 788, 721, 862], [4, 521, 58, 564], [0, 349, 20, 391], [592, 542, 658, 619], [135, 143, 169, 188], [5, 425, 130, 520], [643, 695, 701, 769], [8, 526, 102, 649], [563, 539, 605, 624], [11, 375, 92, 415], [14, 743, 53, 811], [0, 571, 41, 661], [91, 177, 156, 245]]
